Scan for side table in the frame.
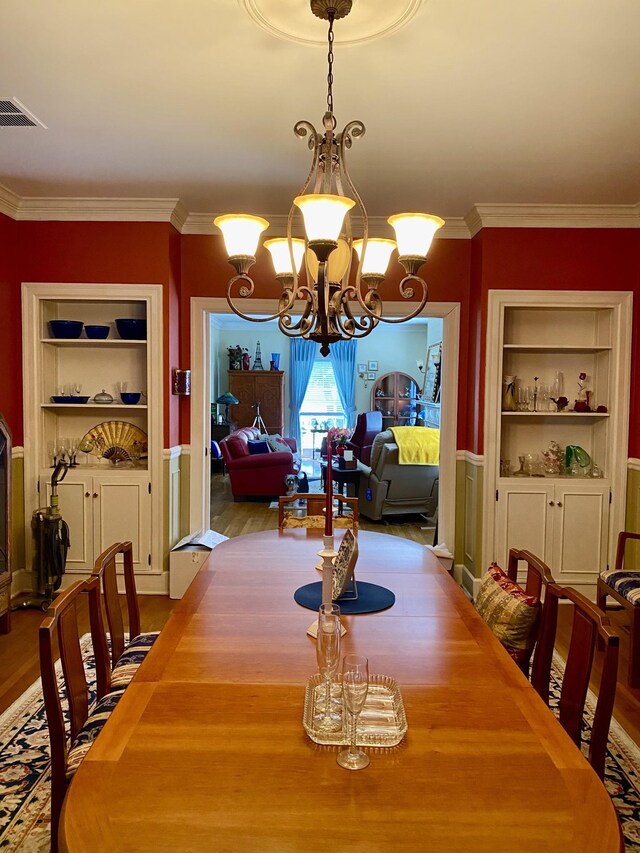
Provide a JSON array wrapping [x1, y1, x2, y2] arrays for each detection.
[[211, 422, 234, 474], [320, 459, 363, 513]]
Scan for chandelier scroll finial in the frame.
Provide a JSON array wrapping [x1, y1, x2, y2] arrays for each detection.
[[214, 0, 444, 355]]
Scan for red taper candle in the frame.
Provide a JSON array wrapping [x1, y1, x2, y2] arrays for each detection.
[[325, 436, 333, 536]]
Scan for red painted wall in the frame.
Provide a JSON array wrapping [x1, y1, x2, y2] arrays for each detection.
[[471, 228, 640, 455], [3, 218, 639, 458], [0, 213, 21, 440], [3, 220, 179, 446]]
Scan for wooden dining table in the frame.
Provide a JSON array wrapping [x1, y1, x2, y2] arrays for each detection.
[[61, 529, 621, 852]]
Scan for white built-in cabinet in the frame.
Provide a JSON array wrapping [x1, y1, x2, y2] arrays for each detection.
[[22, 283, 163, 586], [484, 291, 632, 597]]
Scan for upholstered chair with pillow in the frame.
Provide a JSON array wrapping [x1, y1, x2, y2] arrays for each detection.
[[219, 426, 301, 499], [357, 429, 438, 521], [476, 549, 557, 679]]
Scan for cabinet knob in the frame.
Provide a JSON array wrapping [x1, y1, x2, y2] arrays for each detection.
[[85, 491, 90, 498], [548, 500, 555, 506], [93, 492, 98, 498], [557, 501, 563, 507]]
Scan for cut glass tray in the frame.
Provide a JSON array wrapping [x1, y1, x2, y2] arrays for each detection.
[[303, 673, 408, 747]]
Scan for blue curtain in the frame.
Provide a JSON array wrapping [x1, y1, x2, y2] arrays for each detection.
[[330, 340, 357, 429], [289, 339, 318, 446]]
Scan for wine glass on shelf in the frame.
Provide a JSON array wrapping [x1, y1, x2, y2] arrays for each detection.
[[315, 603, 342, 733], [68, 437, 79, 467], [337, 654, 370, 770]]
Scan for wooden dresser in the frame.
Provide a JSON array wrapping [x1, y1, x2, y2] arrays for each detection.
[[227, 371, 285, 434]]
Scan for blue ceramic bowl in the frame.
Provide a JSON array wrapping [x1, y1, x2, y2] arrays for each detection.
[[49, 320, 84, 339], [115, 318, 146, 340], [120, 392, 141, 405], [84, 324, 110, 339]]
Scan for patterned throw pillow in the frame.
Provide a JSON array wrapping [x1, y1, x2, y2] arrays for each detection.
[[475, 563, 540, 655], [265, 434, 292, 455]]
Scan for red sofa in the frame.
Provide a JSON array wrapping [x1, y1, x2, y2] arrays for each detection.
[[346, 410, 383, 465], [219, 427, 300, 500]]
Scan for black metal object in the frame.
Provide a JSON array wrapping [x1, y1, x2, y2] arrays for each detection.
[[13, 461, 70, 612]]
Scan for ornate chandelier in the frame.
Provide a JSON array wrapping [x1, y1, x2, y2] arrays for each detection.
[[215, 0, 444, 356]]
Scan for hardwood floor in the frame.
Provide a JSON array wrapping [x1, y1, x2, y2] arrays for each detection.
[[2, 472, 639, 757]]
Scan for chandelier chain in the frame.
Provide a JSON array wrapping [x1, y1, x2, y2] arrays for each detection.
[[326, 12, 335, 115]]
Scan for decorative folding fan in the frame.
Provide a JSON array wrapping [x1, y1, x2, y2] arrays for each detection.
[[79, 421, 148, 464]]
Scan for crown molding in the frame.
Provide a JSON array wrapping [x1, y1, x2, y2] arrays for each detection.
[[0, 184, 20, 219], [466, 203, 640, 237], [2, 183, 640, 236], [14, 195, 184, 224], [183, 212, 470, 239]]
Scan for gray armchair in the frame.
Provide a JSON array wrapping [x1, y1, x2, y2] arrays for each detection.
[[357, 430, 439, 521]]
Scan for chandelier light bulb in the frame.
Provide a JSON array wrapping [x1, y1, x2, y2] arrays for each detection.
[[213, 214, 269, 259], [353, 238, 396, 276], [264, 238, 305, 276], [293, 194, 355, 243], [387, 213, 445, 260]]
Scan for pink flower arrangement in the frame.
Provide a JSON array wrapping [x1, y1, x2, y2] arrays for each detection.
[[327, 426, 352, 446]]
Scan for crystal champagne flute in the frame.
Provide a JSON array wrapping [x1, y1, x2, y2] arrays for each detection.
[[337, 654, 370, 770], [315, 603, 342, 732]]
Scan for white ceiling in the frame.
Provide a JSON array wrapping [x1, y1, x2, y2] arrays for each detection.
[[1, 0, 640, 222]]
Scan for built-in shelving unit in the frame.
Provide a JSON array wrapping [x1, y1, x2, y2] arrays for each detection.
[[484, 291, 632, 597], [22, 283, 163, 584]]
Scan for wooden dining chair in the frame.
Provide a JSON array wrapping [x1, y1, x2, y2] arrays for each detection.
[[39, 577, 123, 853], [531, 583, 619, 780], [92, 541, 159, 688], [597, 530, 640, 687], [278, 494, 359, 531], [507, 548, 557, 679]]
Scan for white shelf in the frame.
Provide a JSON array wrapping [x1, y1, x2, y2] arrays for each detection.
[[502, 344, 612, 352], [41, 404, 147, 410], [41, 338, 146, 346]]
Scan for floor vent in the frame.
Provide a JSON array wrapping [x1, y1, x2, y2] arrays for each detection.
[[0, 98, 46, 128]]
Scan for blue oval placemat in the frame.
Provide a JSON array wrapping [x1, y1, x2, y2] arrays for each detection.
[[294, 581, 395, 614]]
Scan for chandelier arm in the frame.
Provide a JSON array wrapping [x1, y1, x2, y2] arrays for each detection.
[[337, 120, 369, 305], [278, 286, 317, 335], [333, 287, 381, 338], [373, 273, 430, 324], [226, 275, 296, 324]]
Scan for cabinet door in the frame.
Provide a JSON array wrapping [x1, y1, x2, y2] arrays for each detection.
[[40, 475, 94, 572], [552, 483, 610, 582], [495, 482, 555, 568], [93, 478, 151, 572], [254, 373, 284, 433]]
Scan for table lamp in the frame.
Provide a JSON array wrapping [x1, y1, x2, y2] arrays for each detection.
[[216, 392, 239, 424]]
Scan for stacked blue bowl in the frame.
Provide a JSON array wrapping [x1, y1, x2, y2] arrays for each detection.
[[49, 320, 84, 339]]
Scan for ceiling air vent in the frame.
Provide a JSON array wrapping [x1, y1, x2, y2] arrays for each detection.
[[0, 98, 46, 128]]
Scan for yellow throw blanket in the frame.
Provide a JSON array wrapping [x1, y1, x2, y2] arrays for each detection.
[[390, 426, 440, 464]]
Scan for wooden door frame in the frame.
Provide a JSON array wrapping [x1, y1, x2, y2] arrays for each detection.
[[189, 298, 460, 558]]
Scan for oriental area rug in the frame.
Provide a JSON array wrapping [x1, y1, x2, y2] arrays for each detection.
[[1, 646, 640, 851]]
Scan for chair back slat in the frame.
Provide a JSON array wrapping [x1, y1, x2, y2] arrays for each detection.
[[93, 540, 140, 668], [615, 530, 640, 570], [559, 605, 596, 746], [540, 584, 619, 780], [506, 549, 557, 678], [39, 576, 110, 853]]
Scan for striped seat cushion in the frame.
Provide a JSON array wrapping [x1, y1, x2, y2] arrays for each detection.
[[110, 632, 159, 689], [66, 687, 127, 779], [600, 571, 640, 605]]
